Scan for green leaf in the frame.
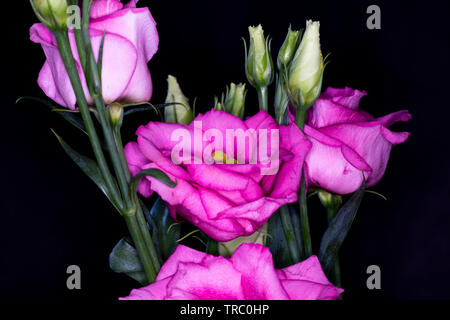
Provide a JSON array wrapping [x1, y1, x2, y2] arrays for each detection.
[[288, 204, 303, 257], [148, 197, 181, 261], [206, 237, 219, 256], [51, 129, 117, 207], [267, 204, 303, 268], [109, 237, 147, 285], [318, 179, 366, 275], [97, 31, 106, 78], [130, 169, 176, 200], [123, 102, 184, 119], [17, 96, 87, 135]]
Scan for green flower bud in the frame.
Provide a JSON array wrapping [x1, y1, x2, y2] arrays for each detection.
[[274, 75, 290, 124], [225, 83, 247, 118], [164, 75, 194, 125], [108, 102, 124, 128], [277, 26, 301, 71], [214, 83, 247, 118], [318, 190, 343, 214], [214, 96, 224, 111], [288, 20, 324, 107], [218, 223, 268, 257], [32, 0, 69, 29], [245, 25, 274, 88]]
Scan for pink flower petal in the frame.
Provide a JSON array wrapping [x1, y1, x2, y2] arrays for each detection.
[[121, 244, 342, 300], [231, 244, 289, 299], [90, 0, 124, 19], [308, 97, 372, 128], [321, 86, 367, 110]]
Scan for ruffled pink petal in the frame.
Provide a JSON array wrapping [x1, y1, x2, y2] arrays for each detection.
[[319, 121, 410, 187], [185, 164, 257, 192], [124, 141, 150, 168], [124, 142, 153, 197], [124, 0, 139, 8], [121, 245, 206, 300], [278, 255, 330, 283], [376, 110, 412, 128], [137, 135, 192, 181], [193, 109, 248, 132], [142, 167, 241, 241], [89, 6, 158, 62], [138, 122, 194, 150], [231, 244, 289, 299], [321, 86, 367, 110], [165, 259, 244, 300], [216, 198, 281, 235], [126, 108, 315, 240], [83, 28, 138, 104], [90, 0, 124, 19], [304, 125, 372, 194], [308, 97, 373, 128], [281, 279, 344, 300], [30, 24, 79, 109], [196, 186, 234, 220], [30, 23, 139, 109], [277, 256, 343, 300], [121, 244, 342, 300], [267, 124, 311, 199], [244, 110, 278, 130], [155, 245, 210, 280], [380, 127, 410, 145], [37, 62, 67, 107]]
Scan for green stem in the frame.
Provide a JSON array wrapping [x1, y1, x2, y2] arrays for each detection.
[[279, 205, 300, 264], [136, 202, 161, 273], [327, 207, 342, 288], [113, 126, 131, 182], [113, 123, 161, 273], [295, 105, 307, 130], [299, 169, 312, 257], [124, 214, 156, 284], [54, 29, 122, 210], [257, 86, 268, 112], [76, 2, 132, 210], [91, 94, 132, 207], [55, 8, 159, 285]]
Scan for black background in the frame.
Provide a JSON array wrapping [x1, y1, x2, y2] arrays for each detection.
[[1, 0, 449, 301]]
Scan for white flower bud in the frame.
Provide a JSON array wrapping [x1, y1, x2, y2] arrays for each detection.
[[165, 75, 194, 125], [245, 25, 274, 88], [288, 20, 324, 107], [33, 0, 69, 29]]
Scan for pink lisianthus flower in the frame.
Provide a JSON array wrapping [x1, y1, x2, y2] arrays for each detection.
[[30, 0, 158, 110], [302, 87, 411, 194], [121, 243, 343, 300], [124, 109, 312, 241]]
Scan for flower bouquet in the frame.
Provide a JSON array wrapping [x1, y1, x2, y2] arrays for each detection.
[[25, 0, 411, 300]]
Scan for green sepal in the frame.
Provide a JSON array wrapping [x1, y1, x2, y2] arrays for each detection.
[[318, 178, 366, 275]]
